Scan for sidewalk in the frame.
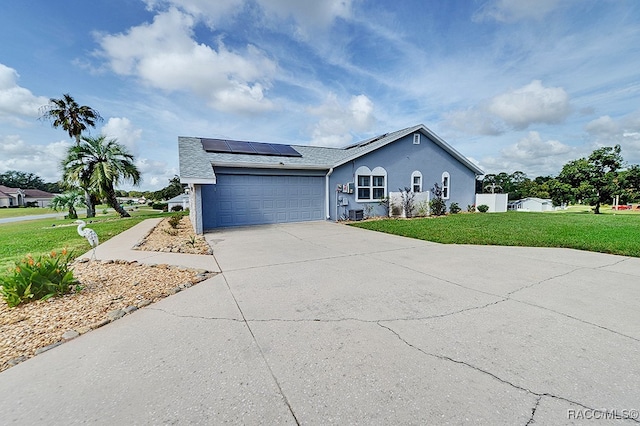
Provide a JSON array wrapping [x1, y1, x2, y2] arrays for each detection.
[[81, 218, 221, 272]]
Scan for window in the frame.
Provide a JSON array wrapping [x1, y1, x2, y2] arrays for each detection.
[[413, 133, 421, 144], [411, 171, 422, 193], [356, 166, 387, 202], [442, 172, 450, 199]]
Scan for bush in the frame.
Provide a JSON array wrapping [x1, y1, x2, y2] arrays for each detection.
[[429, 198, 447, 216], [151, 202, 168, 211], [467, 204, 476, 213], [168, 214, 182, 229], [171, 205, 183, 212], [0, 250, 78, 307], [477, 204, 490, 213], [449, 202, 461, 214]]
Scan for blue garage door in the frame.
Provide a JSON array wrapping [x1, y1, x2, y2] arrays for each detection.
[[203, 174, 325, 228]]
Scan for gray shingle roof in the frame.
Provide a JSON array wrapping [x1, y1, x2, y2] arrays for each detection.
[[178, 124, 483, 183]]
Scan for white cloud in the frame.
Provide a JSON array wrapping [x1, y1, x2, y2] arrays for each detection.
[[96, 8, 277, 114], [143, 0, 243, 26], [256, 0, 353, 34], [101, 117, 142, 153], [0, 63, 49, 126], [0, 135, 70, 182], [130, 158, 179, 190], [586, 111, 640, 165], [481, 131, 577, 176], [473, 0, 568, 22], [308, 93, 376, 147], [488, 80, 570, 129], [444, 80, 571, 135]]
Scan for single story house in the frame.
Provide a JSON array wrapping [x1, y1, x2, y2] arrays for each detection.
[[166, 193, 190, 211], [179, 124, 484, 233], [508, 197, 558, 212], [0, 185, 55, 208]]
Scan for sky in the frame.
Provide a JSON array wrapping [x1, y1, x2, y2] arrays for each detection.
[[1, 0, 639, 191]]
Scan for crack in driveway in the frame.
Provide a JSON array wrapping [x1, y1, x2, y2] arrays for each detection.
[[377, 322, 640, 424]]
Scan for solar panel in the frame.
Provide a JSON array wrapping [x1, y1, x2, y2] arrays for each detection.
[[249, 142, 279, 155], [226, 140, 256, 154], [272, 144, 302, 157], [201, 138, 231, 153], [201, 138, 302, 157]]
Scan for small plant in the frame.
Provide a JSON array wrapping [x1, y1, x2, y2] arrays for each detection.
[[449, 202, 461, 214], [102, 208, 109, 215], [429, 183, 447, 216], [171, 205, 183, 212], [477, 204, 490, 213], [400, 187, 416, 218], [168, 214, 182, 229], [363, 204, 374, 219], [0, 249, 78, 307], [467, 204, 476, 213], [415, 200, 430, 217], [186, 235, 197, 247], [391, 204, 402, 216], [163, 228, 178, 236], [378, 197, 390, 216]]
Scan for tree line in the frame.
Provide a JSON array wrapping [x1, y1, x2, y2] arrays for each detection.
[[480, 145, 640, 214]]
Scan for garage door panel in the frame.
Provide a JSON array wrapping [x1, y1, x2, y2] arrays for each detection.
[[205, 174, 325, 228]]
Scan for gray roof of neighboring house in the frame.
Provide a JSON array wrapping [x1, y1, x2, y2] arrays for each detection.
[[166, 194, 190, 203], [179, 124, 483, 183]]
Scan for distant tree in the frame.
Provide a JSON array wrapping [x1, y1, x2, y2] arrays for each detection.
[[62, 135, 141, 218], [0, 170, 45, 189], [152, 175, 185, 201], [50, 190, 85, 219], [557, 145, 623, 213], [40, 94, 103, 145], [619, 165, 640, 203]]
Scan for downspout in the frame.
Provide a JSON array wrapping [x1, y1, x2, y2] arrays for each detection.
[[325, 167, 334, 220]]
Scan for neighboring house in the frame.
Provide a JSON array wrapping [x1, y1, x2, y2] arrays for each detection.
[[0, 185, 55, 208], [179, 124, 484, 233], [508, 197, 558, 212], [23, 189, 56, 208], [167, 193, 190, 210]]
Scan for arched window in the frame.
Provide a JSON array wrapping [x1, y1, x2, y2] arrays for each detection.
[[442, 172, 450, 199], [356, 166, 387, 202], [411, 171, 422, 193]]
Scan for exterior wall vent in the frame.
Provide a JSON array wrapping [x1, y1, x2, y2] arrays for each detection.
[[413, 133, 421, 144]]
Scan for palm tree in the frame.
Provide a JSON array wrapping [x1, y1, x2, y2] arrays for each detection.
[[50, 190, 85, 219], [62, 136, 141, 218], [40, 94, 103, 145]]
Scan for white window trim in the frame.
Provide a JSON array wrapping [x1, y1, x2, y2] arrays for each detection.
[[413, 133, 421, 144], [355, 166, 387, 202], [442, 171, 450, 200], [411, 171, 422, 193]]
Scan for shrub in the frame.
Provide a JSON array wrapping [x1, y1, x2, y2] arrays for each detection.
[[415, 200, 429, 217], [0, 250, 78, 307], [151, 202, 168, 211], [449, 202, 461, 214], [168, 214, 182, 229], [477, 204, 490, 213], [171, 205, 183, 212], [467, 204, 476, 213], [399, 187, 415, 218], [429, 198, 447, 216]]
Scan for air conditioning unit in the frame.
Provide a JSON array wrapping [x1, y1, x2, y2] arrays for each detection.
[[348, 209, 363, 221]]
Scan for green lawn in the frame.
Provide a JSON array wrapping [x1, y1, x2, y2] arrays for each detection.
[[0, 207, 58, 218], [0, 207, 175, 271], [351, 211, 640, 257]]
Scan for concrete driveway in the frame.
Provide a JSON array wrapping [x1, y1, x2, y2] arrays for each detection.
[[1, 221, 639, 424]]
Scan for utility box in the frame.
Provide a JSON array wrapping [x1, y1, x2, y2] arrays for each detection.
[[348, 209, 363, 221]]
